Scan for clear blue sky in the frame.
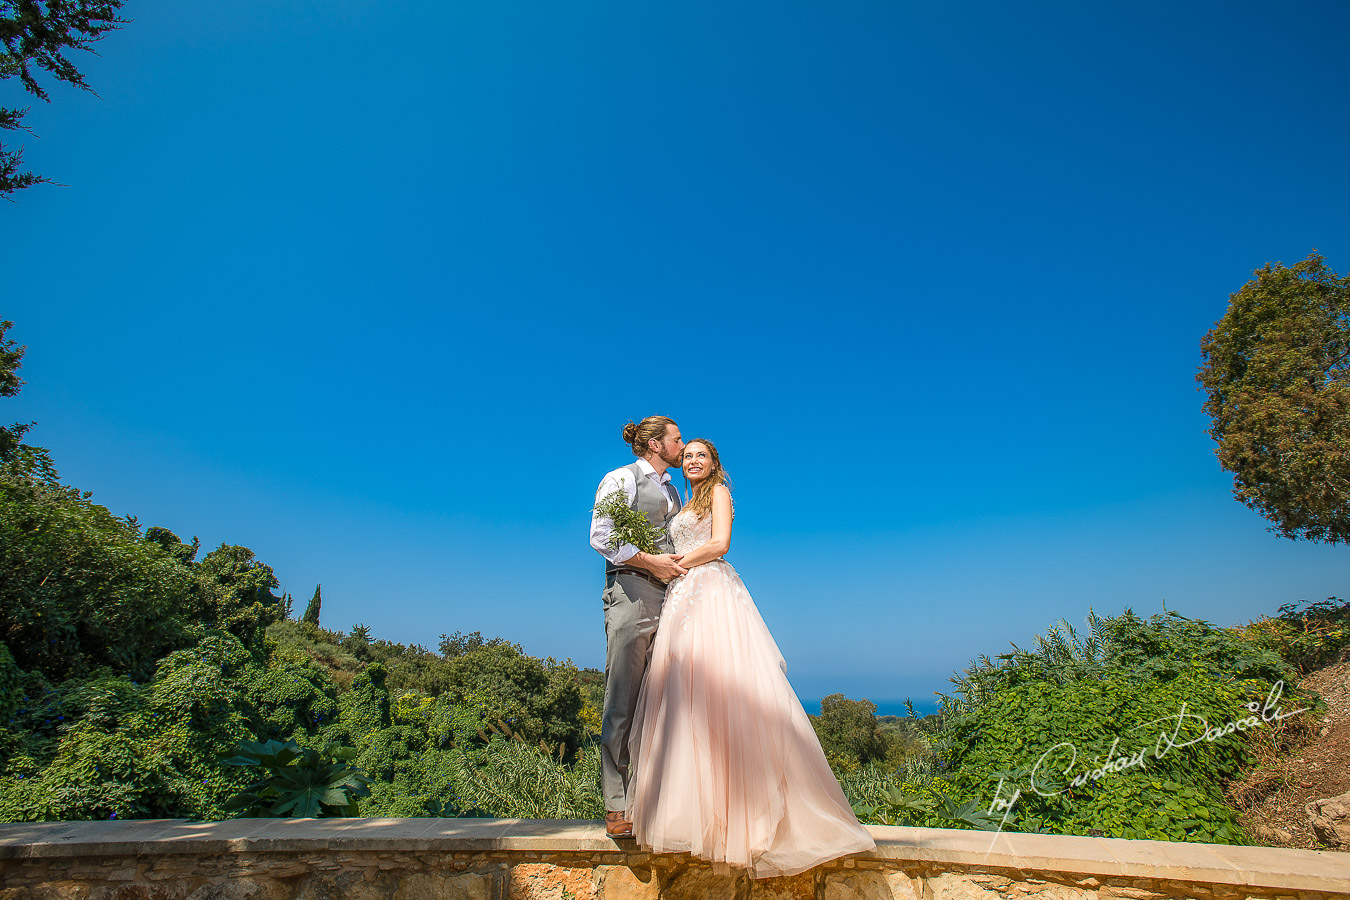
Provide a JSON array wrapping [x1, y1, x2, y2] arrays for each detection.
[[5, 0, 1348, 713]]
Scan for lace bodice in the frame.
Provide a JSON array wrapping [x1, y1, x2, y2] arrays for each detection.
[[669, 509, 713, 555]]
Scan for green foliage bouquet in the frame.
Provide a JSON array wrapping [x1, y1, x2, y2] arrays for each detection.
[[592, 489, 663, 555]]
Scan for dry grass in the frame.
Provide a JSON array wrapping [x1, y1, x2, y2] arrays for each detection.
[[1231, 658, 1350, 849]]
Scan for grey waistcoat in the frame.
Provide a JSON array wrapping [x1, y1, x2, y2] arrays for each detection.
[[604, 461, 679, 573]]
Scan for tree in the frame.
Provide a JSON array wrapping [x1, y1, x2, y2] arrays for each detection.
[[810, 694, 890, 771], [0, 319, 23, 396], [145, 526, 200, 565], [301, 584, 322, 627], [1198, 252, 1350, 542], [439, 630, 521, 658], [0, 471, 196, 680], [0, 320, 57, 480], [341, 623, 373, 661], [1, 0, 127, 199], [194, 544, 289, 653], [0, 319, 32, 459]]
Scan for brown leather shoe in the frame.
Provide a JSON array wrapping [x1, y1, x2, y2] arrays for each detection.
[[605, 811, 633, 838]]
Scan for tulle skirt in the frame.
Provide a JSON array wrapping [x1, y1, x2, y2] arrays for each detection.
[[626, 559, 875, 878]]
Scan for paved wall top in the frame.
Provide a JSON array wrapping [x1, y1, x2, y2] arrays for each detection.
[[1, 818, 1347, 895]]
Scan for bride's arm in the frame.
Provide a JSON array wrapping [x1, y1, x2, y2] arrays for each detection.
[[674, 485, 732, 568]]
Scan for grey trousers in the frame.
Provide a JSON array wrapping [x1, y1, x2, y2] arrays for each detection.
[[600, 571, 665, 812]]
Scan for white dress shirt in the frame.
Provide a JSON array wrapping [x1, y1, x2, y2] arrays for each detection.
[[589, 457, 680, 565]]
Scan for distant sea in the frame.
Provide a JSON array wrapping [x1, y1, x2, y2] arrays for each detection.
[[798, 697, 940, 718]]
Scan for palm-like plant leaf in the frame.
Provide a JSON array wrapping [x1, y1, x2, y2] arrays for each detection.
[[220, 739, 370, 818]]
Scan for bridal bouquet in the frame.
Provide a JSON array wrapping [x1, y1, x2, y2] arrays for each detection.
[[593, 489, 663, 555]]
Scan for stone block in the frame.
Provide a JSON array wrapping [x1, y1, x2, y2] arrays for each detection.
[[292, 870, 389, 900], [1250, 825, 1295, 846], [184, 880, 289, 900], [927, 873, 1006, 899], [1011, 884, 1094, 900], [253, 862, 310, 879], [819, 871, 899, 900], [969, 874, 1014, 890], [661, 866, 743, 900], [508, 863, 597, 899], [884, 872, 925, 900], [1097, 888, 1167, 900], [90, 885, 188, 900], [3, 885, 92, 900], [593, 865, 659, 900], [1307, 790, 1350, 850], [392, 872, 491, 900], [746, 871, 814, 900]]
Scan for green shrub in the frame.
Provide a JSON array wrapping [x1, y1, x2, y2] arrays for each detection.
[[449, 737, 602, 819], [946, 609, 1295, 714], [936, 663, 1295, 841], [923, 608, 1323, 842], [441, 645, 587, 758], [1100, 609, 1293, 684], [358, 748, 463, 817], [1238, 597, 1350, 673], [839, 762, 994, 830], [149, 633, 253, 742], [222, 738, 370, 817], [0, 725, 175, 821], [242, 650, 339, 740], [328, 663, 393, 740], [0, 642, 19, 722]]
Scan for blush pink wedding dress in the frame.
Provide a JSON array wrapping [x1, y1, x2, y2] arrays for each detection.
[[625, 508, 876, 878]]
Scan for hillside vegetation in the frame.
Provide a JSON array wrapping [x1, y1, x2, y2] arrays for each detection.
[[1, 320, 1345, 844], [0, 460, 597, 820]]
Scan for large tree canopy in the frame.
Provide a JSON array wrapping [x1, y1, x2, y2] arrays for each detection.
[[1, 0, 125, 199], [1197, 252, 1350, 542]]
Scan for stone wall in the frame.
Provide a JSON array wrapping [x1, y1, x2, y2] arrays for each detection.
[[1, 818, 1347, 900]]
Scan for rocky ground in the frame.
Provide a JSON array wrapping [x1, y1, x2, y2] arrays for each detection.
[[1230, 656, 1350, 850]]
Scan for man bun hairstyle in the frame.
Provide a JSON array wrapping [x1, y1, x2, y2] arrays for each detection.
[[624, 415, 677, 457]]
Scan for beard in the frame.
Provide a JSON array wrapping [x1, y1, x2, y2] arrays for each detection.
[[659, 447, 683, 468]]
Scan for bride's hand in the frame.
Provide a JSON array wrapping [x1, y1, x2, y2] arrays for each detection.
[[638, 552, 687, 582]]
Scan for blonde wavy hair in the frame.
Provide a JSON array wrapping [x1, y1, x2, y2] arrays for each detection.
[[681, 438, 732, 521]]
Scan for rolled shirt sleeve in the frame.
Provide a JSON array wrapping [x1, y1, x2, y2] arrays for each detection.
[[589, 468, 640, 565]]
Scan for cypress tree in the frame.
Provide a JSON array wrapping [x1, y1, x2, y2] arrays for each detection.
[[302, 584, 322, 627]]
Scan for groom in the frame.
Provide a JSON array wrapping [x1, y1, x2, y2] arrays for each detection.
[[589, 415, 687, 838]]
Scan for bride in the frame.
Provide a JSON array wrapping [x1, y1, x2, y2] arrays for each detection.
[[625, 438, 876, 878]]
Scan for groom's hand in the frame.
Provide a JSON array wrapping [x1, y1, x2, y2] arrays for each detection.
[[635, 552, 687, 582]]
